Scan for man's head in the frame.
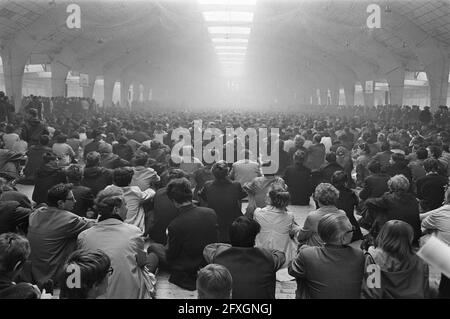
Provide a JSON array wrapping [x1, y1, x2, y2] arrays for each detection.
[[423, 158, 439, 173], [318, 213, 353, 246], [314, 183, 339, 207], [229, 216, 260, 248], [98, 143, 113, 154], [47, 183, 76, 211], [113, 167, 134, 187], [39, 134, 50, 146], [0, 233, 30, 279], [294, 135, 305, 148], [367, 159, 381, 174], [85, 151, 101, 168], [166, 177, 193, 206], [325, 152, 337, 164], [66, 164, 83, 184], [211, 160, 229, 180], [133, 153, 149, 167], [416, 148, 428, 160], [197, 264, 232, 299]]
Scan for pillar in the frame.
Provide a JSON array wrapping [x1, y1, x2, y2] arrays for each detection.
[[426, 57, 449, 110], [344, 82, 355, 106], [82, 73, 97, 98], [319, 88, 328, 105], [143, 85, 151, 102], [330, 87, 340, 106], [132, 82, 141, 102], [386, 67, 405, 106], [120, 78, 131, 108], [103, 73, 116, 108], [50, 60, 69, 97], [1, 44, 29, 112], [362, 80, 375, 107]]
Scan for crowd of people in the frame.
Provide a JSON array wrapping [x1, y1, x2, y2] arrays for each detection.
[[0, 92, 449, 299]]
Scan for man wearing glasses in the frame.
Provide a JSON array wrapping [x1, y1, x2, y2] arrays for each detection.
[[28, 183, 95, 288]]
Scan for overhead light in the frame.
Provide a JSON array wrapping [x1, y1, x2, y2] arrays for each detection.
[[212, 38, 248, 43], [208, 26, 251, 34], [217, 52, 246, 55], [199, 0, 257, 5], [203, 11, 253, 22], [214, 46, 247, 50]]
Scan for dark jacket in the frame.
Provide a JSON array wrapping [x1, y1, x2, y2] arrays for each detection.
[[22, 145, 52, 183], [0, 201, 32, 234], [359, 173, 390, 201], [71, 185, 95, 218], [32, 163, 66, 205], [148, 187, 179, 245], [319, 162, 343, 184], [416, 173, 448, 212], [167, 203, 218, 291], [304, 143, 326, 171], [373, 151, 393, 172], [81, 166, 113, 196], [363, 191, 421, 245], [0, 281, 39, 299], [83, 140, 101, 159], [283, 164, 313, 205], [113, 143, 134, 162], [386, 162, 412, 183], [100, 153, 129, 169], [204, 244, 285, 299], [199, 179, 247, 243], [22, 119, 48, 146], [335, 186, 363, 241]]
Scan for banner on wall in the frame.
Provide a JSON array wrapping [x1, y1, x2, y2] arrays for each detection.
[[79, 73, 89, 87], [365, 80, 374, 94]]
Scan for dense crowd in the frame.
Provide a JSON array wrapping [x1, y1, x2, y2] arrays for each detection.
[[0, 92, 449, 299]]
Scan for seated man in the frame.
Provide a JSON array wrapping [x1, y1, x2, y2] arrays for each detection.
[[65, 164, 95, 218], [21, 134, 52, 185], [197, 264, 232, 299], [203, 216, 285, 299], [28, 184, 94, 286], [81, 151, 113, 197], [147, 178, 218, 291]]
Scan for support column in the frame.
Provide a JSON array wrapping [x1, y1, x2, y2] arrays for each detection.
[[344, 82, 355, 106], [319, 88, 328, 105], [103, 74, 116, 108], [362, 80, 375, 107], [426, 57, 449, 110], [311, 88, 318, 105], [50, 60, 69, 97], [330, 87, 340, 106], [132, 82, 141, 102], [143, 85, 151, 102], [120, 78, 131, 108], [82, 73, 97, 98], [1, 44, 29, 112], [386, 68, 405, 106]]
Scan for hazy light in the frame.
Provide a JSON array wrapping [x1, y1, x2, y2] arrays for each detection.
[[214, 46, 247, 50], [212, 38, 248, 43], [203, 11, 253, 22], [199, 0, 257, 5], [208, 26, 251, 34]]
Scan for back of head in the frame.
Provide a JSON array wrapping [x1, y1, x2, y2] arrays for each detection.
[[268, 184, 290, 209], [43, 152, 58, 164], [39, 134, 50, 146], [331, 170, 348, 188], [56, 134, 67, 144], [60, 249, 111, 299], [94, 188, 123, 217], [212, 160, 229, 180], [387, 174, 409, 192], [86, 151, 101, 168], [197, 264, 232, 299], [167, 168, 189, 183], [229, 216, 260, 247], [0, 233, 30, 276], [66, 164, 83, 183], [166, 177, 193, 204], [391, 152, 406, 164], [423, 158, 439, 173], [293, 149, 306, 166], [113, 167, 134, 187], [133, 153, 149, 166], [367, 159, 381, 174], [98, 142, 113, 154], [325, 152, 337, 164], [375, 220, 414, 261], [314, 183, 339, 206], [380, 142, 390, 152], [416, 148, 428, 160], [318, 213, 352, 245], [313, 134, 322, 144]]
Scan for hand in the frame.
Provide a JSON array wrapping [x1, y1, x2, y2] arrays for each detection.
[[40, 288, 53, 299]]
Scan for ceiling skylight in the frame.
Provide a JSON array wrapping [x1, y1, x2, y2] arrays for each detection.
[[203, 11, 253, 23]]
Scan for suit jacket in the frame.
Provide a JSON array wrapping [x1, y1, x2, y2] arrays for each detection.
[[283, 164, 313, 205], [148, 187, 179, 245], [28, 206, 93, 285], [199, 179, 247, 243], [32, 163, 66, 205], [71, 185, 95, 217], [416, 173, 448, 212], [22, 145, 52, 183], [81, 166, 113, 196], [319, 162, 343, 184], [359, 173, 390, 201], [0, 201, 32, 234], [203, 243, 285, 299], [167, 203, 218, 290]]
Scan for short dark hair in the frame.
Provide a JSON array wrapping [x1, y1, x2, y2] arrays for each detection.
[[166, 178, 193, 204], [380, 142, 390, 152], [423, 158, 439, 173], [39, 134, 50, 146], [428, 145, 442, 159], [60, 249, 111, 299], [212, 161, 229, 179], [325, 152, 336, 163], [85, 151, 100, 167], [47, 183, 73, 207], [66, 164, 83, 183], [56, 134, 67, 143], [367, 160, 381, 173], [391, 152, 405, 163], [416, 148, 428, 160], [268, 185, 290, 208], [331, 170, 348, 188], [0, 233, 30, 275], [293, 150, 306, 164], [197, 264, 232, 299], [133, 153, 148, 166], [113, 167, 134, 187], [229, 216, 260, 247], [167, 169, 189, 182]]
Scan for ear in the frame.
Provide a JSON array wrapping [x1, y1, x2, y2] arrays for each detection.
[[57, 200, 64, 208]]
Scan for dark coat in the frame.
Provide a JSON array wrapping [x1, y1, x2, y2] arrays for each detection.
[[416, 173, 448, 212], [32, 163, 66, 205], [359, 173, 391, 201], [283, 164, 313, 205], [22, 119, 48, 146], [148, 187, 179, 245], [100, 153, 129, 169], [335, 186, 363, 241], [167, 203, 218, 290], [199, 179, 247, 243], [113, 143, 134, 162], [81, 166, 113, 196], [0, 201, 32, 234], [22, 145, 52, 183], [71, 185, 95, 217], [319, 162, 343, 184]]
